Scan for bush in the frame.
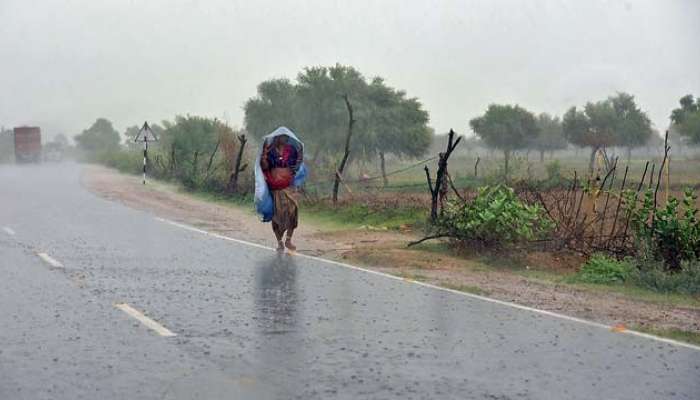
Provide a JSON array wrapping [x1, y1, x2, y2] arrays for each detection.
[[95, 149, 143, 174], [625, 188, 700, 269], [86, 114, 255, 196], [438, 184, 553, 246], [572, 254, 634, 284], [571, 254, 700, 295]]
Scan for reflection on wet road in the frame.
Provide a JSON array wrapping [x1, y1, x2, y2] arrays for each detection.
[[1, 163, 698, 400], [255, 255, 300, 336]]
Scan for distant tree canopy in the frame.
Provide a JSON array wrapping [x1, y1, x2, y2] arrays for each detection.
[[531, 113, 567, 161], [563, 92, 652, 169], [74, 118, 121, 154], [123, 123, 165, 150], [160, 116, 230, 171], [670, 94, 700, 144], [244, 64, 432, 170], [610, 93, 653, 158], [469, 104, 539, 177]]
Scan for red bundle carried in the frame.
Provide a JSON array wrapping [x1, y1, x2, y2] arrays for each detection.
[[265, 168, 293, 190]]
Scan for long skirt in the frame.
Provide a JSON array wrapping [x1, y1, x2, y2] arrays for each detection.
[[271, 188, 298, 237]]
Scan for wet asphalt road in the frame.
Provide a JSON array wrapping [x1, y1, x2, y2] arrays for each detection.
[[0, 163, 698, 400]]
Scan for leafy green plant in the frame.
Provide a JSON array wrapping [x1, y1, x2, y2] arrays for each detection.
[[571, 254, 634, 284], [625, 188, 700, 269], [437, 184, 553, 246], [571, 254, 700, 295]]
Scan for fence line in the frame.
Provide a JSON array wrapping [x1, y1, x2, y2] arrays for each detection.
[[302, 155, 440, 190]]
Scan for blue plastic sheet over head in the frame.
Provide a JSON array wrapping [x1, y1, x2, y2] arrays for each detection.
[[254, 127, 307, 222]]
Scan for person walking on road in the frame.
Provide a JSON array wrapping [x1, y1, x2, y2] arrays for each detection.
[[255, 127, 307, 252]]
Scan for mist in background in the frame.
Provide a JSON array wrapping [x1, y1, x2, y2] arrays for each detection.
[[1, 0, 698, 140]]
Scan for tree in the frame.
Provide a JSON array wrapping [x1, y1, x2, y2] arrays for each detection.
[[224, 132, 248, 194], [162, 115, 232, 187], [563, 102, 616, 172], [670, 94, 700, 144], [74, 118, 121, 154], [243, 79, 299, 140], [332, 94, 356, 204], [243, 64, 432, 175], [244, 66, 360, 165], [124, 123, 165, 151], [531, 113, 567, 162], [362, 78, 432, 185], [469, 104, 539, 178], [610, 93, 652, 161], [564, 93, 653, 170], [296, 64, 369, 166]]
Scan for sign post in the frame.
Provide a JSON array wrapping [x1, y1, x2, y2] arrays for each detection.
[[134, 121, 158, 184]]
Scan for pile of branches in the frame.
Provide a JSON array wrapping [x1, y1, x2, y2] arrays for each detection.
[[516, 132, 672, 256]]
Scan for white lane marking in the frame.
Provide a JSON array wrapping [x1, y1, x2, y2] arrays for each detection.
[[114, 303, 176, 337], [37, 252, 64, 268], [156, 217, 700, 352], [2, 227, 15, 236], [156, 218, 270, 251]]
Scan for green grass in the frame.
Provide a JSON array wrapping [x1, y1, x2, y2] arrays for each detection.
[[573, 282, 700, 308], [301, 203, 426, 231], [631, 325, 700, 346], [436, 249, 700, 308], [567, 254, 634, 285], [189, 190, 254, 209], [377, 153, 700, 190]]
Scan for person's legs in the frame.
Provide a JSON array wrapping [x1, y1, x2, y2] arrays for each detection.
[[284, 191, 298, 251], [272, 222, 284, 251], [284, 228, 296, 251], [271, 188, 298, 252]]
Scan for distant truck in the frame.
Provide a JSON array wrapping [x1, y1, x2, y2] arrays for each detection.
[[13, 126, 42, 163]]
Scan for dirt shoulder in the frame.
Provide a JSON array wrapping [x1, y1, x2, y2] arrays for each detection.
[[82, 165, 700, 336]]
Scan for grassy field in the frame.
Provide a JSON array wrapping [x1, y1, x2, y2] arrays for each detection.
[[344, 151, 700, 192]]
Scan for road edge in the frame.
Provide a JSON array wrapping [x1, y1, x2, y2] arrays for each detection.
[[155, 216, 700, 352]]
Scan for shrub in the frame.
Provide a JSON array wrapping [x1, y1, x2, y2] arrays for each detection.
[[95, 149, 143, 174], [572, 254, 634, 284], [571, 254, 700, 295], [437, 184, 553, 246], [625, 188, 700, 269]]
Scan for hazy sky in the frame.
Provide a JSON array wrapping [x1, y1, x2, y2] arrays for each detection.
[[1, 0, 698, 140]]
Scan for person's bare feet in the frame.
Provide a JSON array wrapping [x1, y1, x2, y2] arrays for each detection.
[[284, 238, 296, 251]]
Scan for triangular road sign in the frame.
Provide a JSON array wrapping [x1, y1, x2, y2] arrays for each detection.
[[134, 121, 158, 142]]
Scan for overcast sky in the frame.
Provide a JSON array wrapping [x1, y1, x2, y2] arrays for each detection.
[[1, 0, 698, 140]]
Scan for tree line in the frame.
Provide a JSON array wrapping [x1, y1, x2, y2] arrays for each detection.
[[71, 64, 699, 191], [470, 93, 649, 176], [244, 64, 433, 186]]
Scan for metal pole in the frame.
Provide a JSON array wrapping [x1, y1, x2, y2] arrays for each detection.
[[143, 136, 148, 184]]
